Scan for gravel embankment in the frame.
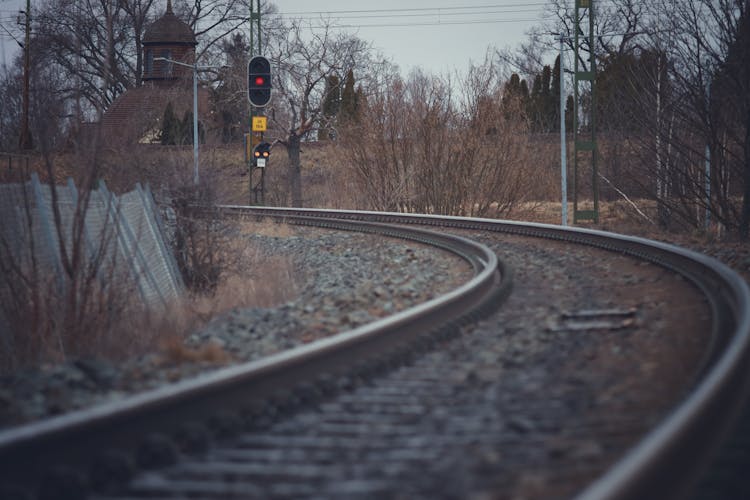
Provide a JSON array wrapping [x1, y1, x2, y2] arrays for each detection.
[[0, 225, 472, 429], [98, 229, 714, 500]]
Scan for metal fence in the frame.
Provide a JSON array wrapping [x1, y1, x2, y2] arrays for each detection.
[[0, 174, 184, 313]]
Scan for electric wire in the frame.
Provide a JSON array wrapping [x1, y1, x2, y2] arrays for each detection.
[[0, 22, 22, 47], [276, 8, 546, 21], [267, 2, 552, 28], [323, 18, 554, 29], [271, 3, 549, 16]]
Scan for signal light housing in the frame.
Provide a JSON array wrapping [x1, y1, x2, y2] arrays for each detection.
[[248, 56, 272, 107], [252, 142, 271, 167]]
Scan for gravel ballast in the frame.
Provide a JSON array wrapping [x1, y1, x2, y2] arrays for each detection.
[[0, 225, 472, 429]]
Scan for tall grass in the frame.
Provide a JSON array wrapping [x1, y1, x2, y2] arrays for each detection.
[[0, 147, 299, 373]]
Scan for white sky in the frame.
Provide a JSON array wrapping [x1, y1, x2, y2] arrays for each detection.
[[0, 0, 551, 74], [0, 0, 24, 69], [272, 1, 550, 75]]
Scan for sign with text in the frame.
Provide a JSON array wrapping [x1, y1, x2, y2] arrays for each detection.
[[252, 116, 267, 132]]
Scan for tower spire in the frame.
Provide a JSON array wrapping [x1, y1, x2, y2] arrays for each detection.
[[166, 0, 173, 14]]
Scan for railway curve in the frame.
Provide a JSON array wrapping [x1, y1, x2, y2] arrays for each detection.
[[217, 206, 750, 500], [0, 207, 747, 499], [0, 213, 509, 499]]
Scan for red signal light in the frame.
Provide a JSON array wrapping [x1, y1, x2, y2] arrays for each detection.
[[248, 55, 271, 106]]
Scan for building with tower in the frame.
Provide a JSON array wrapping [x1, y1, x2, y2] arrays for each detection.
[[97, 0, 210, 146], [142, 0, 197, 84]]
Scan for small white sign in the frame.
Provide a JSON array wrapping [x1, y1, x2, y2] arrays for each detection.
[[256, 158, 266, 168]]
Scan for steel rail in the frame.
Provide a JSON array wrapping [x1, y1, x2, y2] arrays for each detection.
[[0, 213, 509, 497], [219, 205, 750, 500], [2, 205, 747, 499]]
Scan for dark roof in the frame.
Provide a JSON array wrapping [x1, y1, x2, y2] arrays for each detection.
[[143, 2, 196, 46], [99, 84, 209, 145]]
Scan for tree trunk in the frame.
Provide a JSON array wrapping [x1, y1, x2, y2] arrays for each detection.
[[287, 134, 303, 206], [741, 109, 750, 240], [737, 4, 750, 239], [655, 55, 671, 229]]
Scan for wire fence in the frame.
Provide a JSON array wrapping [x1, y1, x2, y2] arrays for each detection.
[[0, 174, 184, 314]]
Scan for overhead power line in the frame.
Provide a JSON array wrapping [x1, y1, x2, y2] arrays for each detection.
[[275, 8, 546, 21], [0, 22, 22, 47], [264, 2, 556, 29], [323, 18, 554, 29], [271, 3, 549, 17]]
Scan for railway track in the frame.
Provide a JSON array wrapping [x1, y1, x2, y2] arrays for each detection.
[[0, 207, 748, 499]]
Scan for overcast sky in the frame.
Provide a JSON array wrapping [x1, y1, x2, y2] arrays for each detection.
[[271, 1, 551, 75], [0, 0, 551, 74]]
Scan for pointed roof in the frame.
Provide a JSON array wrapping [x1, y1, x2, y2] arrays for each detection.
[[143, 0, 197, 46]]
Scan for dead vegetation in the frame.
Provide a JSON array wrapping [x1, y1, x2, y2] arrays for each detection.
[[2, 120, 746, 374], [0, 148, 299, 373]]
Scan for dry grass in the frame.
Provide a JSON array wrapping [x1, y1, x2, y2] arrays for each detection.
[[190, 250, 297, 319], [6, 142, 744, 372], [102, 240, 297, 366], [156, 334, 233, 366], [0, 218, 298, 372], [149, 238, 298, 365], [238, 220, 297, 238]]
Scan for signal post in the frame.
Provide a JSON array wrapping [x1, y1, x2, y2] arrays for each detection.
[[248, 0, 272, 204]]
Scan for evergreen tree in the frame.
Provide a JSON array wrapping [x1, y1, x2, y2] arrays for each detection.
[[340, 69, 358, 123], [550, 56, 561, 132], [526, 64, 556, 133], [160, 102, 180, 145], [181, 110, 193, 145], [519, 79, 530, 102], [541, 65, 553, 131], [355, 85, 365, 114], [529, 73, 544, 131], [319, 75, 340, 141], [502, 73, 529, 121], [565, 95, 574, 132], [178, 110, 204, 145]]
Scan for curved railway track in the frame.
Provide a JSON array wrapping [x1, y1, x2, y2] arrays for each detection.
[[0, 207, 748, 500]]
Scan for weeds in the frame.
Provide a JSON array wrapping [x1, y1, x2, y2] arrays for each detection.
[[0, 143, 301, 374]]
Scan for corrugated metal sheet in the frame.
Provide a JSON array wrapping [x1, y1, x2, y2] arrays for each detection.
[[0, 176, 184, 323]]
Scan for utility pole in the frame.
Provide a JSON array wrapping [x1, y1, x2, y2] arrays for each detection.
[[248, 0, 266, 204], [19, 0, 33, 150], [559, 35, 568, 226], [573, 0, 598, 223]]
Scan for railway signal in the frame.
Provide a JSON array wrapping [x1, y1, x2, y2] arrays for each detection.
[[253, 142, 271, 167], [248, 55, 272, 107]]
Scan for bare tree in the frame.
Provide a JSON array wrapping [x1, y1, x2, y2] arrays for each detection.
[[0, 64, 23, 152], [184, 0, 250, 60], [266, 19, 371, 206], [624, 0, 750, 237], [460, 59, 532, 217], [341, 58, 532, 217], [35, 0, 131, 112], [27, 0, 254, 120], [121, 0, 158, 88], [499, 0, 646, 79], [338, 71, 413, 211]]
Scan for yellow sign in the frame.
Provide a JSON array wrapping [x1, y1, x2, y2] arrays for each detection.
[[252, 116, 267, 132]]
